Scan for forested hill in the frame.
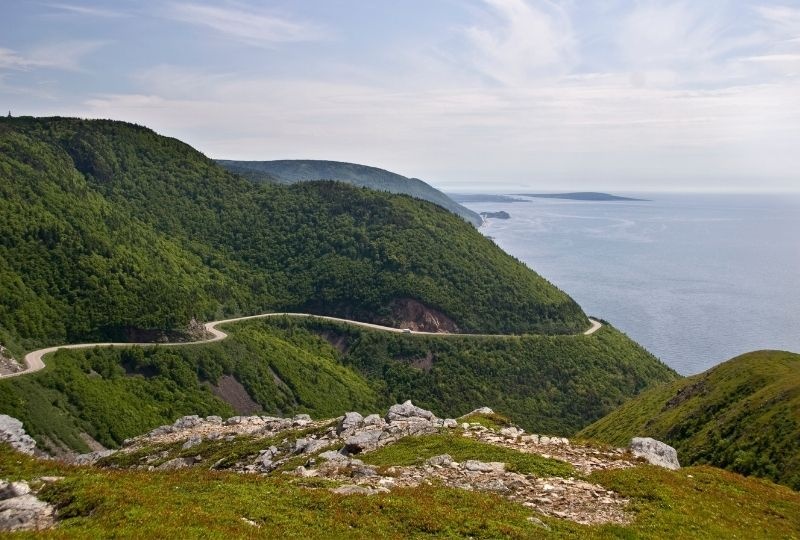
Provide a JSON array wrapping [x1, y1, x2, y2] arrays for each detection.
[[0, 116, 586, 349], [216, 159, 483, 227]]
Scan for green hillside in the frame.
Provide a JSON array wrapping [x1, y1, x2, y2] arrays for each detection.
[[578, 350, 800, 489], [216, 159, 483, 226], [0, 116, 586, 351], [0, 318, 676, 454]]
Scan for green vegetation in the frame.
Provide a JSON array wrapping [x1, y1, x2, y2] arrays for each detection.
[[579, 350, 800, 490], [0, 323, 378, 453], [217, 158, 483, 226], [265, 318, 677, 435], [361, 434, 576, 478], [2, 443, 799, 538], [0, 116, 587, 351], [0, 319, 675, 453]]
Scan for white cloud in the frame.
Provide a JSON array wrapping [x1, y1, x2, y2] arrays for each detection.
[[163, 2, 328, 46], [459, 0, 576, 85], [44, 3, 128, 18], [0, 41, 104, 72]]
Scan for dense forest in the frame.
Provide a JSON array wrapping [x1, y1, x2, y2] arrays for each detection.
[[0, 318, 676, 453], [0, 116, 587, 351], [216, 159, 483, 226], [579, 350, 800, 490]]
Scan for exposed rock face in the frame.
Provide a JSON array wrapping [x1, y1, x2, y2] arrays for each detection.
[[0, 415, 36, 455], [0, 345, 23, 376], [629, 438, 680, 470], [389, 298, 459, 333], [0, 480, 55, 532]]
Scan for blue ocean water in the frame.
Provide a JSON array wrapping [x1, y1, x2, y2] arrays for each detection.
[[462, 194, 800, 375]]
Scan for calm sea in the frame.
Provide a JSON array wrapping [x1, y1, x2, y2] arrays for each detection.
[[462, 194, 800, 375]]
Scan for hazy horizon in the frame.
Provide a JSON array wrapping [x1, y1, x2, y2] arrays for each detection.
[[2, 1, 799, 192]]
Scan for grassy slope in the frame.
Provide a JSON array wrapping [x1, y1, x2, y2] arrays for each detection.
[[2, 444, 799, 538], [0, 116, 585, 349], [578, 350, 800, 489], [216, 158, 483, 226], [0, 319, 676, 453]]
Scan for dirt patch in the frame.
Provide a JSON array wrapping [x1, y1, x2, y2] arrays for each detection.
[[390, 299, 459, 333], [408, 352, 435, 372], [317, 331, 351, 355], [79, 432, 107, 453], [209, 375, 262, 415]]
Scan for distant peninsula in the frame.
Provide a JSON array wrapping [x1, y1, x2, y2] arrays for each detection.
[[514, 192, 648, 202], [448, 193, 529, 203], [480, 211, 510, 220]]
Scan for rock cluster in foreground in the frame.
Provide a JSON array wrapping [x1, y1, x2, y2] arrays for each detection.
[[0, 402, 681, 530]]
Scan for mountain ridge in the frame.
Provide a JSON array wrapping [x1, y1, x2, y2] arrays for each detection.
[[217, 159, 483, 226]]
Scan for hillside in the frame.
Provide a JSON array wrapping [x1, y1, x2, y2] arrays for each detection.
[[216, 159, 483, 226], [2, 406, 799, 537], [0, 318, 676, 454], [0, 116, 587, 352], [578, 350, 800, 490]]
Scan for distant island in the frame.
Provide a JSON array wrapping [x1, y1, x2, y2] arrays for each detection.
[[514, 192, 648, 202], [480, 211, 510, 220], [448, 194, 529, 203]]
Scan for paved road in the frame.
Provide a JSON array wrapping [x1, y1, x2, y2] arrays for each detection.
[[2, 313, 602, 380]]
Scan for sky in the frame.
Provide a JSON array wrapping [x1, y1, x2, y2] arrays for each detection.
[[2, 1, 800, 192]]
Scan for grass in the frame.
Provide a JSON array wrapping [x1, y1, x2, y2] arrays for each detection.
[[579, 350, 800, 489], [359, 434, 577, 478], [1, 444, 799, 538]]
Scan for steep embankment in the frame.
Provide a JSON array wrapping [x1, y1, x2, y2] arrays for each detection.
[[0, 116, 586, 351], [579, 350, 800, 490], [217, 159, 483, 226], [0, 318, 675, 454]]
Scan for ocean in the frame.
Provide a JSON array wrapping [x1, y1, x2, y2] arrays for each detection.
[[461, 194, 800, 375]]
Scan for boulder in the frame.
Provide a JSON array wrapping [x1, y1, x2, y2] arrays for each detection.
[[629, 437, 680, 470], [205, 416, 223, 424], [0, 493, 54, 532], [343, 430, 383, 454], [466, 407, 494, 416], [442, 419, 458, 429], [362, 414, 383, 427], [0, 416, 36, 455], [500, 427, 523, 439], [172, 415, 202, 430], [182, 436, 203, 450], [318, 450, 348, 462], [68, 450, 116, 466], [0, 481, 30, 500], [426, 454, 454, 467], [337, 412, 364, 434], [386, 400, 436, 422], [463, 460, 506, 473]]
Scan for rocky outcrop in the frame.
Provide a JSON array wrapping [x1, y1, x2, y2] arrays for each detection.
[[0, 415, 36, 455], [389, 299, 459, 333], [0, 480, 55, 532], [0, 345, 23, 376], [629, 438, 680, 470]]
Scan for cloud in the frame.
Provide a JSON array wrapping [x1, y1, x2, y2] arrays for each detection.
[[44, 3, 129, 18], [163, 2, 328, 46], [0, 41, 104, 72], [458, 0, 576, 85]]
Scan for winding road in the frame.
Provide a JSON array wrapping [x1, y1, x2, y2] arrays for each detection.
[[2, 314, 602, 380]]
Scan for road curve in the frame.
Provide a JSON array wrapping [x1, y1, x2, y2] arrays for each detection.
[[3, 314, 602, 380]]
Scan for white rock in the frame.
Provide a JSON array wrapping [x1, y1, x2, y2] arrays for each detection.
[[629, 437, 680, 470]]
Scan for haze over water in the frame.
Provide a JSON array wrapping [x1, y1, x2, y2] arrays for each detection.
[[464, 194, 800, 375]]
